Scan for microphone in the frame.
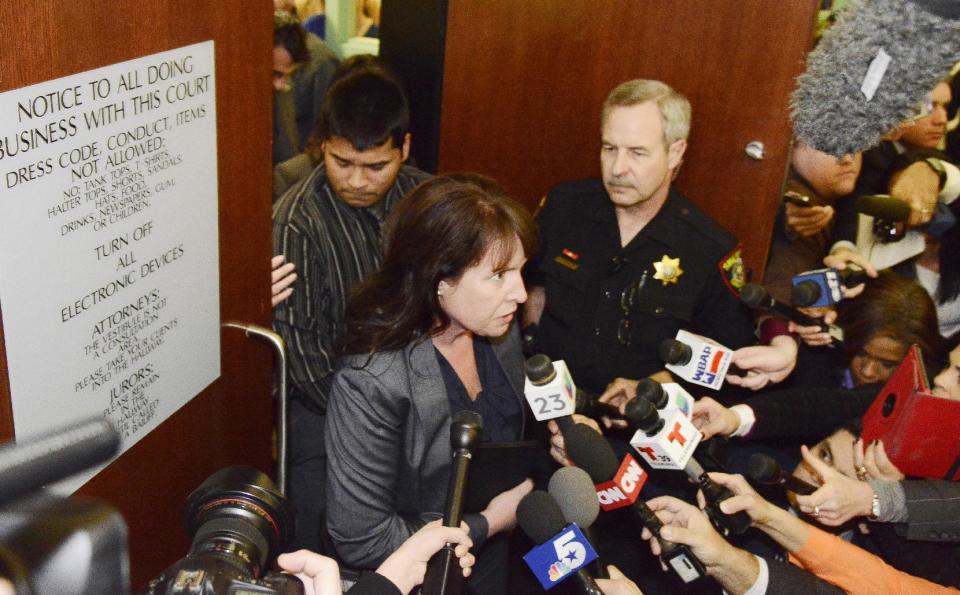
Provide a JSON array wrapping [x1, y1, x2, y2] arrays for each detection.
[[855, 195, 913, 223], [0, 416, 120, 506], [791, 0, 960, 157], [746, 453, 818, 496], [791, 267, 869, 308], [524, 354, 622, 432], [624, 398, 751, 535], [563, 424, 706, 584], [517, 490, 603, 595], [548, 466, 609, 579], [740, 283, 844, 345], [856, 194, 911, 244], [658, 332, 743, 390], [422, 411, 483, 595]]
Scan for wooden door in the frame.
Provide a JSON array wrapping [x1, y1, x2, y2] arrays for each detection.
[[383, 0, 818, 278], [0, 2, 275, 589]]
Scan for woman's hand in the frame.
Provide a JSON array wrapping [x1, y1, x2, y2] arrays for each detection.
[[597, 378, 641, 429], [691, 397, 740, 440], [794, 445, 875, 526], [547, 415, 601, 466], [855, 438, 905, 481], [725, 335, 798, 390], [480, 478, 534, 536], [789, 307, 837, 347], [375, 521, 475, 594]]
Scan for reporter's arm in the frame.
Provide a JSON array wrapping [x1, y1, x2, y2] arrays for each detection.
[[644, 495, 760, 594], [790, 524, 959, 594], [371, 523, 474, 595]]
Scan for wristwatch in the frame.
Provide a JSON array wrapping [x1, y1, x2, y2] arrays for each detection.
[[922, 157, 947, 190], [869, 492, 881, 520]]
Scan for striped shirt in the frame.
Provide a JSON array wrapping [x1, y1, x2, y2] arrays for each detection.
[[272, 163, 430, 413]]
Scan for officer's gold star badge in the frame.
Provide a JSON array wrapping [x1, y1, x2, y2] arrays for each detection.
[[653, 255, 683, 286]]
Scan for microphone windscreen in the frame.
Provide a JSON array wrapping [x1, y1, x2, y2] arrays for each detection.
[[0, 417, 120, 506], [548, 467, 600, 529], [624, 397, 660, 434], [658, 339, 690, 366], [517, 490, 567, 544], [855, 194, 912, 222], [746, 453, 781, 484], [635, 378, 667, 408], [564, 424, 620, 484], [450, 410, 483, 450], [791, 0, 960, 156], [524, 354, 555, 385], [739, 283, 768, 308], [791, 280, 822, 308]]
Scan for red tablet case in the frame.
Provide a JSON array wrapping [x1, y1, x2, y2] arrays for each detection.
[[860, 345, 960, 481]]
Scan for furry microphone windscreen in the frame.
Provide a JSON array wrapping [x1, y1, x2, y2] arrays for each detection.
[[791, 0, 960, 157]]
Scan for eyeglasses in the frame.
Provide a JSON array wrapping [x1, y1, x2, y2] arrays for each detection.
[[617, 271, 648, 347]]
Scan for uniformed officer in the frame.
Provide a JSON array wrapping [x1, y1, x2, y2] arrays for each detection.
[[522, 79, 755, 397]]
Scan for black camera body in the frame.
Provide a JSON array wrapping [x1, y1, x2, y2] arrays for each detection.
[[142, 466, 303, 595]]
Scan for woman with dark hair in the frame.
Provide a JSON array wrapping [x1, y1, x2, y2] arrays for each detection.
[[914, 206, 960, 340], [838, 270, 946, 387], [324, 174, 536, 593]]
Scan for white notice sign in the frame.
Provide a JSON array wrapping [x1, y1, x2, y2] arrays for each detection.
[[0, 41, 220, 493]]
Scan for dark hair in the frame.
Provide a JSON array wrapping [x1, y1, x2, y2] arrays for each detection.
[[339, 174, 538, 356], [837, 417, 863, 440], [838, 270, 945, 364], [273, 11, 309, 64], [305, 55, 396, 160], [316, 67, 409, 151]]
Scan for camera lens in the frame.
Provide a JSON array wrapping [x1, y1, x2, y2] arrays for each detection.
[[182, 466, 292, 578]]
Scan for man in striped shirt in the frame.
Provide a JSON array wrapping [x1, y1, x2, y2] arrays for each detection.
[[272, 67, 429, 553]]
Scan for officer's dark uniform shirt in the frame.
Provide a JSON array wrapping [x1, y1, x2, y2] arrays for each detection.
[[525, 178, 755, 394]]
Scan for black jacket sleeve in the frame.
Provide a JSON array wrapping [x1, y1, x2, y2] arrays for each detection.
[[742, 384, 879, 442]]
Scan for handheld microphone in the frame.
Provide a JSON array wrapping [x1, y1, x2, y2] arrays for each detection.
[[746, 453, 818, 496], [0, 417, 120, 506], [524, 354, 622, 431], [563, 424, 706, 583], [740, 283, 844, 345], [548, 467, 609, 579], [422, 411, 483, 595], [856, 194, 913, 223], [791, 267, 868, 308], [856, 194, 910, 243], [517, 490, 603, 594], [633, 378, 696, 418], [624, 399, 751, 535], [658, 331, 743, 390], [791, 0, 960, 157]]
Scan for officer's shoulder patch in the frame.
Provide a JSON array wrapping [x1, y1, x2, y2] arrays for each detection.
[[718, 245, 747, 297]]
